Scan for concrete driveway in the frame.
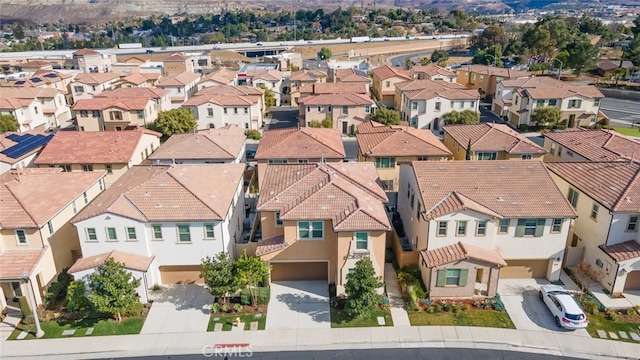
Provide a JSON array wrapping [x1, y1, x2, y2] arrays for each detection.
[[498, 279, 590, 337], [266, 281, 330, 330], [140, 285, 213, 334]]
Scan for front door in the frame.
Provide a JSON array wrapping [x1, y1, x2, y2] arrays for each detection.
[[11, 282, 22, 297], [342, 121, 348, 134], [568, 115, 576, 128], [476, 268, 484, 283]]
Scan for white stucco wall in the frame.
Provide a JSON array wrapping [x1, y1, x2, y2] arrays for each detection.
[[71, 267, 151, 303]]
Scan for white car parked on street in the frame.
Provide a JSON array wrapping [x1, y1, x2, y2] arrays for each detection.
[[539, 285, 588, 330]]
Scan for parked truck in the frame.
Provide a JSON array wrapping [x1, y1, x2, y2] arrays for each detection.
[[350, 36, 370, 43], [118, 43, 143, 49]]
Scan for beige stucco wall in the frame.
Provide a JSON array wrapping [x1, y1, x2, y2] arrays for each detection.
[[443, 132, 543, 161], [373, 76, 407, 108], [422, 259, 500, 298], [457, 71, 496, 98]]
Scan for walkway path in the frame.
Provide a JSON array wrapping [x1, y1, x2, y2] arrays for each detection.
[[384, 263, 411, 326], [0, 304, 21, 340]]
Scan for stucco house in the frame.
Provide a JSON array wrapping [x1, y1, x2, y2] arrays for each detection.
[[298, 93, 375, 135], [543, 128, 640, 163], [0, 96, 48, 132], [288, 69, 327, 106], [182, 85, 264, 130], [245, 70, 285, 107], [9, 87, 72, 129], [256, 163, 392, 294], [371, 65, 412, 108], [71, 163, 246, 286], [197, 69, 237, 90], [156, 72, 201, 109], [70, 73, 121, 103], [72, 48, 115, 73], [299, 82, 368, 98], [546, 161, 640, 295], [356, 120, 451, 191], [0, 131, 53, 175], [411, 64, 457, 82], [96, 87, 172, 112], [456, 65, 530, 99], [254, 127, 345, 188], [332, 68, 372, 92], [149, 125, 246, 165], [34, 129, 161, 187], [442, 123, 547, 161], [398, 161, 577, 298], [0, 168, 105, 310], [72, 96, 158, 131]]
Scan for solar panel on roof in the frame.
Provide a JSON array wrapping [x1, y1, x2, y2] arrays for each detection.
[[14, 81, 25, 85], [31, 77, 42, 83], [44, 73, 58, 78], [6, 134, 21, 141], [0, 134, 52, 159]]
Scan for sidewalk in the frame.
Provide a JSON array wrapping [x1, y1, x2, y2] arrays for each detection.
[[384, 263, 411, 326], [0, 304, 21, 341]]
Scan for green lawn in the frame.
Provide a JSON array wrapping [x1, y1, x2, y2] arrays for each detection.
[[8, 317, 144, 340], [330, 309, 394, 328], [586, 313, 640, 343], [207, 313, 266, 331], [612, 127, 640, 137], [408, 310, 515, 329]]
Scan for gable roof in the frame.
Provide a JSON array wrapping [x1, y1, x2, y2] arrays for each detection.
[[411, 64, 456, 78], [72, 163, 245, 223], [458, 64, 530, 78], [0, 248, 49, 280], [157, 72, 201, 87], [410, 160, 577, 219], [334, 68, 371, 83], [247, 69, 284, 82], [183, 92, 257, 107], [0, 97, 33, 110], [0, 168, 104, 228], [255, 128, 345, 160], [502, 76, 604, 100], [73, 48, 100, 56], [599, 240, 640, 262], [290, 69, 327, 82], [443, 123, 546, 155], [196, 84, 264, 97], [7, 87, 63, 99], [545, 161, 640, 212], [120, 73, 151, 85], [72, 73, 121, 85], [257, 163, 391, 231], [72, 97, 152, 111], [96, 87, 170, 100], [543, 129, 640, 162], [356, 121, 452, 157], [199, 69, 237, 85], [34, 129, 160, 165], [420, 242, 507, 268], [299, 82, 368, 95], [69, 250, 154, 273], [396, 79, 468, 93], [597, 59, 635, 71], [164, 53, 191, 61], [298, 93, 372, 106], [149, 125, 246, 161], [371, 64, 411, 81], [0, 131, 53, 165]]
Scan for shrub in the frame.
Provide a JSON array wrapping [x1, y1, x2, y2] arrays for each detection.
[[397, 272, 418, 289], [66, 281, 89, 312], [240, 290, 251, 305], [605, 310, 618, 321], [625, 308, 635, 316], [17, 296, 34, 325], [433, 303, 442, 313], [414, 286, 426, 300], [234, 303, 243, 313], [245, 130, 261, 140], [400, 264, 421, 279], [461, 303, 470, 311], [426, 306, 435, 314], [150, 284, 162, 291], [211, 302, 221, 313], [492, 294, 505, 311], [581, 301, 598, 315], [221, 304, 229, 313], [121, 302, 144, 317], [44, 268, 72, 307]]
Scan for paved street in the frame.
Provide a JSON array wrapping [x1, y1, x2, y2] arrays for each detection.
[[600, 98, 640, 127], [266, 107, 298, 129]]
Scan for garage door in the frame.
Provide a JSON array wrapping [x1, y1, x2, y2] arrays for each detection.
[[271, 262, 328, 281], [159, 265, 204, 284], [624, 271, 640, 291], [499, 260, 548, 279]]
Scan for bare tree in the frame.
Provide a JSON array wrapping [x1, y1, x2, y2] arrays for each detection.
[[574, 260, 605, 301]]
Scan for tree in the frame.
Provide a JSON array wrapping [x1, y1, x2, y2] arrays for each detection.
[[531, 106, 562, 127], [344, 257, 383, 317], [234, 250, 270, 307], [430, 50, 449, 67], [258, 84, 276, 107], [564, 36, 599, 76], [442, 110, 480, 125], [0, 114, 19, 133], [317, 47, 332, 60], [472, 45, 503, 67], [201, 252, 237, 305], [474, 25, 506, 50], [12, 24, 26, 40], [369, 107, 401, 125], [405, 58, 413, 70], [87, 258, 141, 322], [628, 37, 640, 67], [66, 280, 90, 312], [574, 261, 605, 302], [151, 108, 196, 137], [465, 139, 472, 160]]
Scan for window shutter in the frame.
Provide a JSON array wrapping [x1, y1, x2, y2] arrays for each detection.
[[458, 269, 469, 287], [535, 218, 546, 237], [515, 219, 526, 237], [436, 270, 446, 287]]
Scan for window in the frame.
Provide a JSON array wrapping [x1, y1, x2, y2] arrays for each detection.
[[410, 188, 415, 209], [106, 227, 117, 241], [548, 99, 557, 106], [385, 81, 391, 87], [137, 110, 144, 119], [416, 201, 421, 219], [224, 108, 228, 114], [298, 221, 323, 239], [105, 164, 112, 174], [207, 108, 213, 117], [568, 188, 579, 207], [268, 159, 288, 164], [590, 203, 599, 220], [477, 152, 497, 160], [521, 154, 532, 160], [595, 259, 603, 268], [437, 221, 447, 236], [15, 229, 27, 244], [72, 201, 77, 214], [355, 232, 368, 250], [204, 224, 215, 238], [498, 219, 509, 234], [234, 107, 238, 114], [459, 101, 464, 109], [297, 159, 309, 163], [456, 221, 467, 236], [550, 142, 556, 154], [177, 88, 182, 93], [109, 111, 122, 120], [244, 107, 248, 114], [594, 98, 600, 106], [515, 218, 545, 237], [275, 211, 283, 226], [471, 74, 476, 80], [99, 178, 104, 191], [80, 110, 88, 117], [568, 99, 582, 108], [92, 110, 100, 118], [450, 101, 454, 108], [47, 221, 54, 234], [365, 105, 371, 113], [328, 106, 332, 112], [152, 225, 163, 240], [435, 102, 441, 111], [317, 106, 322, 112], [551, 218, 563, 233], [83, 192, 88, 204], [177, 225, 191, 242], [524, 219, 538, 236], [82, 164, 93, 172], [74, 85, 84, 93], [86, 228, 97, 241], [536, 100, 545, 106], [476, 221, 487, 236], [126, 227, 137, 240], [628, 216, 639, 232], [342, 106, 348, 114], [479, 75, 484, 81], [375, 157, 395, 168], [411, 102, 418, 110]]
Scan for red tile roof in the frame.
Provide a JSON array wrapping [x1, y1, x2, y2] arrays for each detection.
[[157, 72, 201, 87], [69, 250, 154, 273], [371, 64, 411, 81], [410, 160, 577, 219], [396, 79, 467, 92], [0, 248, 49, 280], [247, 69, 284, 82], [73, 48, 100, 56], [502, 76, 604, 100], [199, 69, 237, 85], [421, 242, 507, 268], [299, 82, 368, 95], [290, 69, 327, 82], [600, 240, 640, 262], [411, 64, 456, 78], [255, 235, 288, 256], [334, 68, 372, 83], [96, 87, 170, 100], [298, 93, 372, 106], [72, 97, 152, 111], [543, 129, 640, 162], [545, 161, 640, 212], [255, 128, 345, 160], [356, 121, 451, 157], [35, 129, 160, 165], [183, 93, 257, 107], [197, 85, 264, 97], [73, 73, 121, 85], [443, 123, 546, 155], [73, 164, 245, 223], [149, 125, 246, 161], [0, 97, 32, 110]]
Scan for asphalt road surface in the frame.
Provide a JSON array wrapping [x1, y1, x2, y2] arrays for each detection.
[[267, 107, 299, 129], [388, 51, 434, 67], [106, 347, 584, 360], [600, 97, 640, 127]]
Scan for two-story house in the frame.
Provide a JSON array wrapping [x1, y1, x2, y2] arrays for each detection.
[[149, 125, 246, 165], [96, 87, 172, 112], [398, 161, 576, 298], [70, 163, 246, 287], [543, 128, 640, 163], [299, 82, 368, 99], [245, 70, 285, 107], [34, 129, 161, 187], [0, 168, 105, 310], [0, 131, 53, 174], [356, 120, 451, 191], [298, 93, 375, 135], [115, 73, 161, 89], [371, 65, 412, 108], [197, 69, 237, 90], [162, 54, 196, 75], [546, 161, 640, 295], [411, 64, 457, 82], [72, 48, 115, 73], [254, 127, 345, 188], [333, 68, 372, 92], [443, 123, 547, 161], [72, 96, 158, 131], [183, 85, 265, 129], [288, 69, 327, 106], [397, 80, 479, 130], [69, 73, 121, 103], [456, 65, 530, 99], [502, 77, 605, 128], [156, 72, 201, 109], [10, 87, 72, 129], [0, 97, 48, 132], [256, 163, 392, 293]]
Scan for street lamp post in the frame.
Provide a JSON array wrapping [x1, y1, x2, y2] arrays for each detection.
[[21, 269, 44, 338], [485, 54, 497, 67], [552, 58, 563, 80]]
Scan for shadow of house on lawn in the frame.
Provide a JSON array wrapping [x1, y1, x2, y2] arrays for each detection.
[[148, 284, 214, 315]]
